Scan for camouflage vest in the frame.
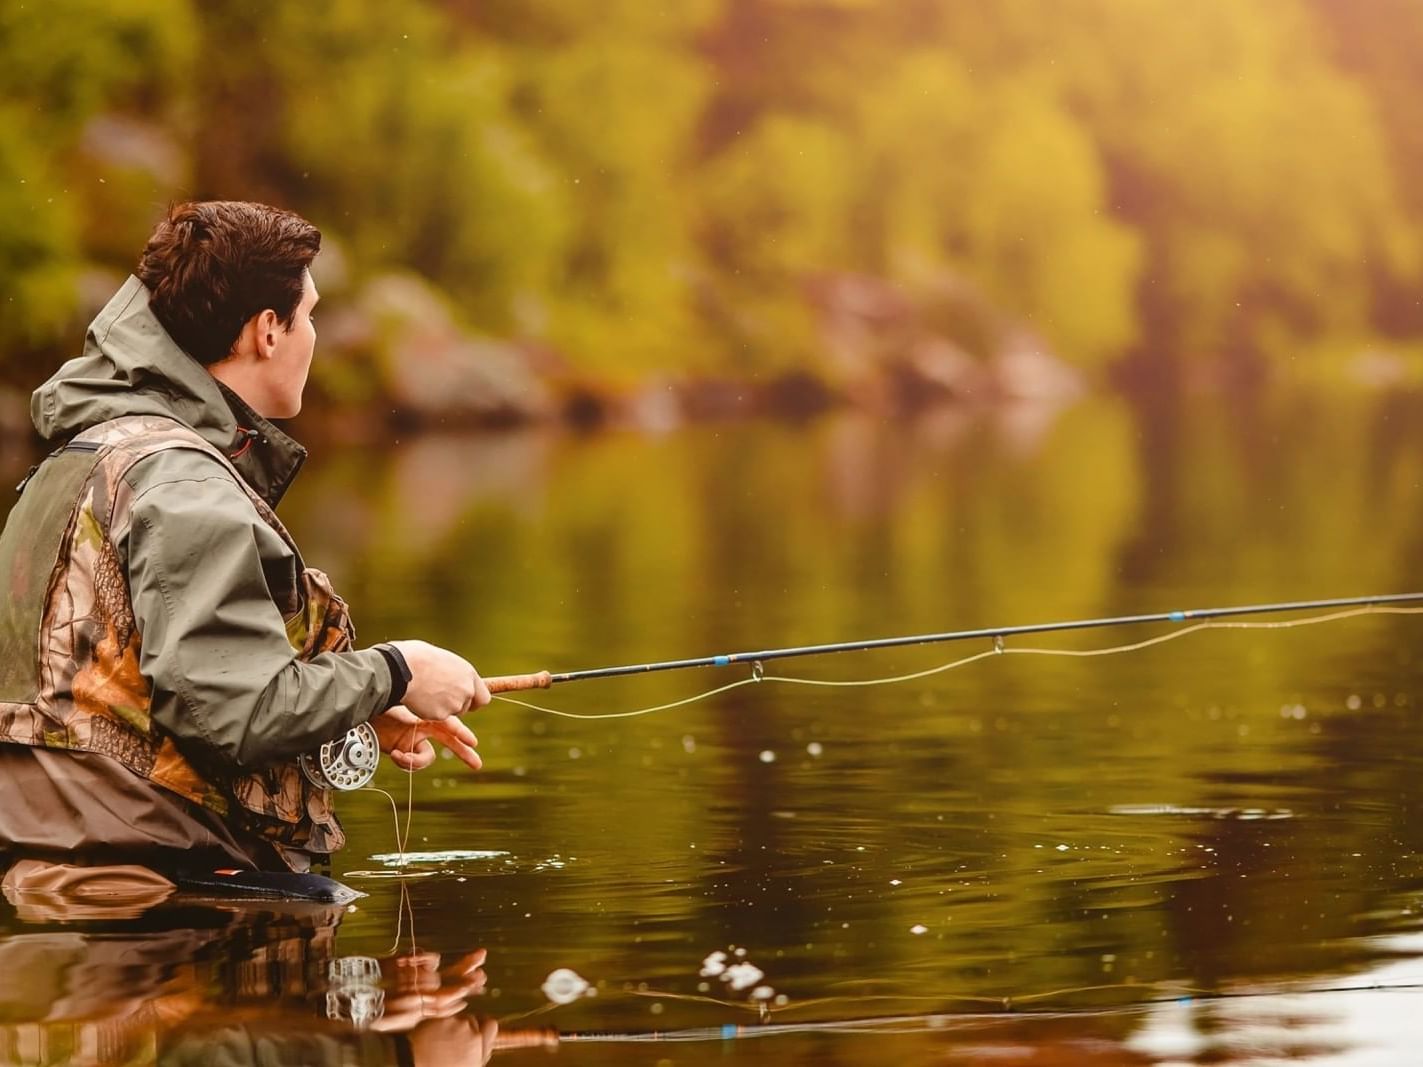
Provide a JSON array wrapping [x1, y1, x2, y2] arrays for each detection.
[[0, 415, 349, 863]]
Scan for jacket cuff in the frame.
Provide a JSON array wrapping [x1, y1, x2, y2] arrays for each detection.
[[374, 643, 412, 709]]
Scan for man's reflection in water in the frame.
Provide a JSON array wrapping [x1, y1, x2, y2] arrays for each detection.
[[0, 891, 499, 1067]]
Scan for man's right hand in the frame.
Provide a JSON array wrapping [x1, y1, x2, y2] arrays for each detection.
[[388, 640, 491, 721]]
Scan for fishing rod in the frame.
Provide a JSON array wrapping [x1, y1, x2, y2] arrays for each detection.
[[488, 1012, 1056, 1050], [307, 592, 1423, 789], [488, 974, 1423, 1048], [479, 591, 1423, 693], [489, 1011, 1104, 1048]]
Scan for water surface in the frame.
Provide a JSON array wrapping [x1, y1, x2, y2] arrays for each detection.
[[5, 390, 1423, 1064]]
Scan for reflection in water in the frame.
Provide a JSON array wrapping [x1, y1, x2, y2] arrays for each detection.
[[1128, 941, 1423, 1063], [366, 850, 510, 867], [0, 895, 497, 1067], [7, 390, 1423, 1062], [1108, 804, 1295, 820], [9, 883, 1423, 1065]]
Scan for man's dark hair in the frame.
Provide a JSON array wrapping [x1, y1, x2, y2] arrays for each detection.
[[136, 200, 322, 365]]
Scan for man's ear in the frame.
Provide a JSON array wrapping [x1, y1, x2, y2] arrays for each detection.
[[254, 308, 281, 360]]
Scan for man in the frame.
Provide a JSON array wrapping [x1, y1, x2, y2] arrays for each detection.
[[0, 200, 490, 881]]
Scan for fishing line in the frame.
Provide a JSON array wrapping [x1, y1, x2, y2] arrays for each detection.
[[338, 600, 1423, 1044], [495, 973, 1423, 1046], [493, 604, 1423, 719], [347, 733, 425, 958], [356, 735, 426, 975], [493, 998, 565, 1027], [341, 598, 1423, 864], [348, 727, 435, 881], [497, 677, 766, 720], [344, 604, 1423, 889], [611, 980, 1217, 1020]]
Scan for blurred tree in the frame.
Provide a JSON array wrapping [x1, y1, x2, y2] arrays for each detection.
[[4, 0, 1423, 391], [1307, 0, 1423, 335], [0, 109, 79, 349], [485, 0, 723, 379], [853, 59, 1140, 366], [936, 0, 1420, 368], [0, 0, 192, 356], [194, 1, 569, 336]]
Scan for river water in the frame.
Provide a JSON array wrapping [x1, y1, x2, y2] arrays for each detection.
[[4, 389, 1423, 1065]]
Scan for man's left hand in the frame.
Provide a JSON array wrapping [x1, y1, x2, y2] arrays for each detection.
[[373, 705, 481, 771]]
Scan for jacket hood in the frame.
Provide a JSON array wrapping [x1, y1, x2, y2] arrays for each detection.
[[31, 276, 306, 505]]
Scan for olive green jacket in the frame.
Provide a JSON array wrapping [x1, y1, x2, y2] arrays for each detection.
[[23, 276, 394, 770]]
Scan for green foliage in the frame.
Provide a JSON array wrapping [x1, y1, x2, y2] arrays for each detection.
[[514, 29, 717, 377], [0, 0, 192, 354], [0, 0, 192, 133], [4, 0, 1423, 383], [859, 59, 1141, 364], [0, 106, 79, 347], [272, 8, 568, 335], [937, 0, 1420, 360]]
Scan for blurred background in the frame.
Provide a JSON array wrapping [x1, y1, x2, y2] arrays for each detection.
[[7, 5, 1423, 1060], [4, 0, 1423, 436]]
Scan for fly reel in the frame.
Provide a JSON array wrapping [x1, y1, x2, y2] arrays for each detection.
[[325, 955, 385, 1028], [300, 722, 381, 791]]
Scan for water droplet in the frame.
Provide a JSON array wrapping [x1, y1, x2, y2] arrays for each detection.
[[910, 924, 928, 935], [759, 750, 776, 763], [806, 741, 823, 757], [682, 735, 697, 753], [541, 968, 590, 1005], [724, 962, 765, 991], [369, 849, 508, 866]]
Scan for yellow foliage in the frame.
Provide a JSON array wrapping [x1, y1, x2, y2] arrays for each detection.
[[4, 0, 1422, 382]]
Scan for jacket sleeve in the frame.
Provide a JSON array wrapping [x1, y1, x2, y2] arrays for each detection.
[[119, 454, 394, 770]]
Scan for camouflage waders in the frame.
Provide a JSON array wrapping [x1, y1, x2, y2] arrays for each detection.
[[0, 415, 350, 865]]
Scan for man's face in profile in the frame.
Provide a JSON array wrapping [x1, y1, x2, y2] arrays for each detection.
[[266, 269, 319, 418]]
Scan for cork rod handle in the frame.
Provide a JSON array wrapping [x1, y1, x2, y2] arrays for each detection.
[[493, 1029, 560, 1049], [485, 671, 553, 693]]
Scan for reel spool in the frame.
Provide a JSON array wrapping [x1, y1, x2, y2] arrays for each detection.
[[300, 722, 381, 791], [325, 955, 385, 1028]]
